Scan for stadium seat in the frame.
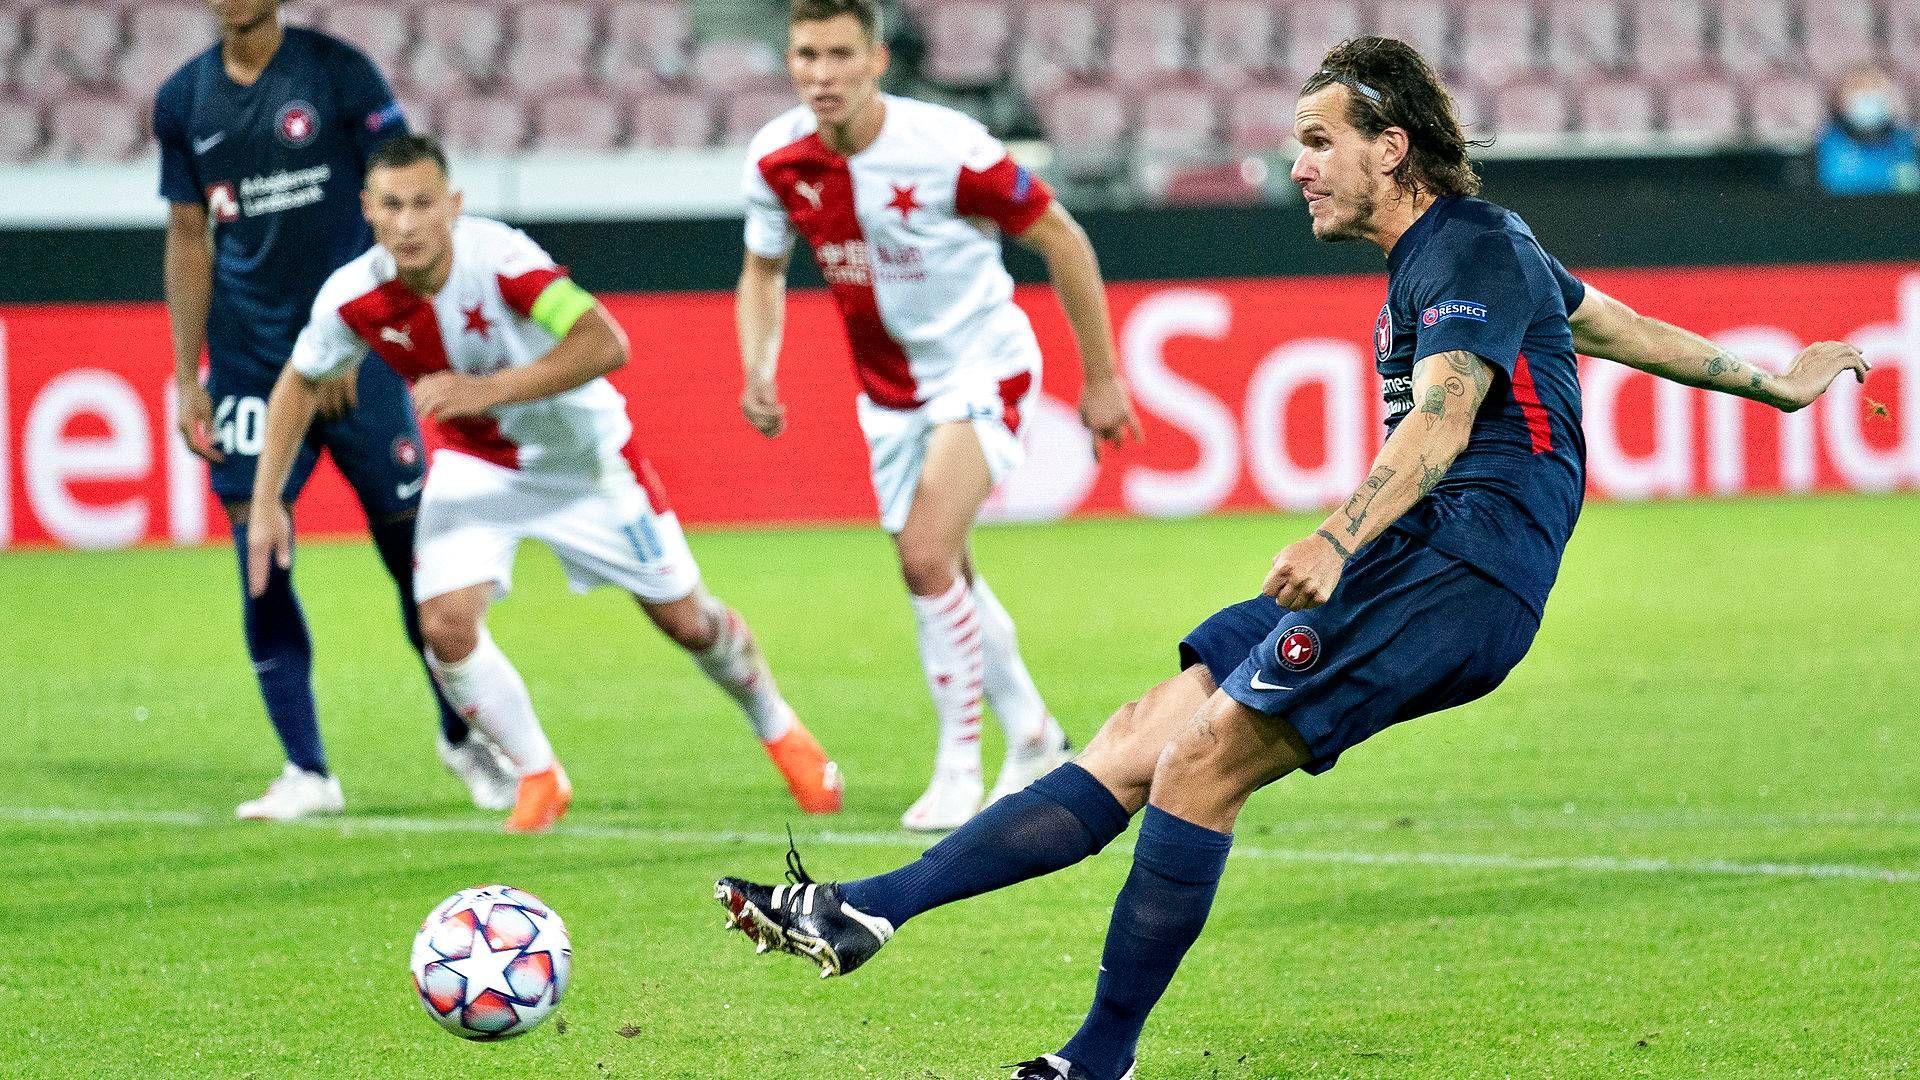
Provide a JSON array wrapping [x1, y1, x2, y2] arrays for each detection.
[[1456, 0, 1540, 88], [1107, 0, 1190, 89], [1491, 79, 1570, 136], [1225, 80, 1298, 155], [921, 0, 1012, 89], [602, 1, 692, 89], [1193, 0, 1277, 87], [722, 87, 799, 145], [1134, 79, 1221, 157], [1576, 77, 1655, 135], [1720, 0, 1805, 78], [1012, 0, 1102, 94], [397, 95, 438, 137], [0, 98, 45, 163], [119, 44, 188, 102], [1039, 81, 1131, 179], [320, 3, 413, 82], [1451, 83, 1490, 140], [45, 95, 144, 160], [1892, 0, 1920, 80], [1662, 73, 1740, 141], [532, 92, 625, 152], [1155, 159, 1266, 205], [1624, 0, 1711, 79], [1803, 0, 1883, 77], [1543, 0, 1627, 76], [687, 37, 784, 93], [436, 94, 529, 154], [1746, 73, 1826, 144], [1279, 0, 1366, 85], [15, 3, 124, 101], [1374, 0, 1450, 74], [409, 2, 506, 96], [126, 2, 210, 56], [282, 1, 321, 31], [501, 1, 603, 95], [628, 91, 713, 148]]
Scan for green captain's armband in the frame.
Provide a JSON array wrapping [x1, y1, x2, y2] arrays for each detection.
[[529, 277, 597, 338]]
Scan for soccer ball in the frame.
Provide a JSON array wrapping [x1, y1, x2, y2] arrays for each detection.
[[409, 885, 572, 1039]]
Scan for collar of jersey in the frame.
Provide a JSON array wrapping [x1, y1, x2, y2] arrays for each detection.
[[1387, 195, 1457, 276]]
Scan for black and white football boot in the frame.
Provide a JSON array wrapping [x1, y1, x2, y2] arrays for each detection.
[[714, 841, 893, 979], [1008, 1054, 1135, 1079]]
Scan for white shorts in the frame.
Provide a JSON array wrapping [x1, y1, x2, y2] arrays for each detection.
[[857, 367, 1038, 534], [414, 449, 701, 604]]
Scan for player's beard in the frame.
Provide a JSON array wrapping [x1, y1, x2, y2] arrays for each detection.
[[1317, 187, 1376, 244]]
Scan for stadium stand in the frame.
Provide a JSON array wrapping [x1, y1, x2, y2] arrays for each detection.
[[0, 0, 1912, 174]]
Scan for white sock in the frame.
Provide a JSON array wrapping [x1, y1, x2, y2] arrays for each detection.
[[970, 574, 1053, 753], [691, 596, 795, 743], [427, 627, 554, 777], [909, 578, 985, 776]]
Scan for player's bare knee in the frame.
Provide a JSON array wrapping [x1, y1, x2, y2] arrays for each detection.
[[420, 602, 479, 662], [897, 544, 960, 596], [647, 593, 716, 651]]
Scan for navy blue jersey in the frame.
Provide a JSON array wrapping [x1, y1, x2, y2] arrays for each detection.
[[1374, 196, 1587, 616], [154, 27, 407, 381]]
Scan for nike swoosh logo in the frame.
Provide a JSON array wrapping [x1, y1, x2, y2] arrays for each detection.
[[1247, 671, 1293, 692], [193, 132, 225, 154], [395, 476, 425, 500]]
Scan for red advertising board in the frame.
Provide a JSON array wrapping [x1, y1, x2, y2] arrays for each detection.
[[2, 263, 1912, 549]]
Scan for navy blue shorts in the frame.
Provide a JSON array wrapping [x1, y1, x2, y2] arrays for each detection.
[[206, 356, 425, 517], [1180, 529, 1540, 775]]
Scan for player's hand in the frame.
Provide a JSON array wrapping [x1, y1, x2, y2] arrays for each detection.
[[741, 374, 787, 438], [245, 501, 294, 598], [1772, 341, 1870, 413], [412, 371, 499, 420], [1263, 530, 1347, 611], [314, 372, 358, 420], [175, 378, 226, 464], [1079, 375, 1143, 460]]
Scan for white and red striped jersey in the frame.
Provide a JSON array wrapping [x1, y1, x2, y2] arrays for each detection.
[[743, 94, 1054, 409], [290, 216, 650, 482]]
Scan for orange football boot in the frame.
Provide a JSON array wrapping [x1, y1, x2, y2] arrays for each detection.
[[764, 721, 843, 814], [503, 764, 572, 833]]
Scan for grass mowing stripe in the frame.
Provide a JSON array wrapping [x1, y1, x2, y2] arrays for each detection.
[[9, 804, 1919, 884]]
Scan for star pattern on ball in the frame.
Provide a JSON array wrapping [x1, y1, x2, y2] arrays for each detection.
[[442, 926, 523, 1004]]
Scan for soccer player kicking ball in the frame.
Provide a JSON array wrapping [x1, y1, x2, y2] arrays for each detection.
[[738, 0, 1143, 831], [156, 0, 509, 819], [248, 135, 842, 832], [715, 38, 1871, 1078]]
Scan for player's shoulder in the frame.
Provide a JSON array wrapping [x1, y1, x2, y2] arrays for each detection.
[[883, 95, 998, 158], [1430, 197, 1545, 266], [153, 43, 222, 109], [746, 104, 822, 164], [284, 24, 377, 69], [314, 243, 395, 313]]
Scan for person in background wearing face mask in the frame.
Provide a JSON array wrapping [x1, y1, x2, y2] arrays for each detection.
[[1815, 64, 1919, 195]]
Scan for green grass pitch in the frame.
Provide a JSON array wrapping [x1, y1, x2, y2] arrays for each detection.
[[4, 494, 1918, 1078]]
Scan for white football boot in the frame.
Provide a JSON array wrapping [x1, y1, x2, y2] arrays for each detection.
[[985, 717, 1074, 808], [900, 765, 984, 832], [437, 733, 518, 811], [235, 762, 344, 821]]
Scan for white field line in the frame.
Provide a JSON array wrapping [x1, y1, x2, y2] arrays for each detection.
[[5, 805, 1919, 884]]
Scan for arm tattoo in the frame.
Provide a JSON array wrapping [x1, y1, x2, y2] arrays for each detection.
[[1343, 466, 1396, 536], [1445, 351, 1494, 409], [1419, 385, 1447, 424], [1445, 376, 1467, 397], [1316, 527, 1354, 560], [1417, 454, 1446, 497]]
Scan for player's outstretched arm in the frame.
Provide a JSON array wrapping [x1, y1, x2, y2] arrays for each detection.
[[736, 250, 791, 437], [1570, 285, 1869, 411], [245, 364, 327, 597], [413, 298, 627, 420], [1264, 350, 1490, 610], [1015, 202, 1142, 456], [163, 201, 223, 464]]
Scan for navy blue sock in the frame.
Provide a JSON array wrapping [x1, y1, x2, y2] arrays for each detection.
[[840, 763, 1131, 928], [231, 523, 325, 775], [1060, 805, 1234, 1080], [368, 515, 470, 745]]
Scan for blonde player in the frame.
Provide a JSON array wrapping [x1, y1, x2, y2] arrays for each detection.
[[738, 0, 1142, 831], [247, 135, 842, 832]]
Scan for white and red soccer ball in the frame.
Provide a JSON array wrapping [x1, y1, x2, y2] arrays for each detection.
[[410, 885, 571, 1039]]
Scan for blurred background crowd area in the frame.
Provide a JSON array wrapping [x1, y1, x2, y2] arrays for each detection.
[[2, 0, 1916, 204]]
